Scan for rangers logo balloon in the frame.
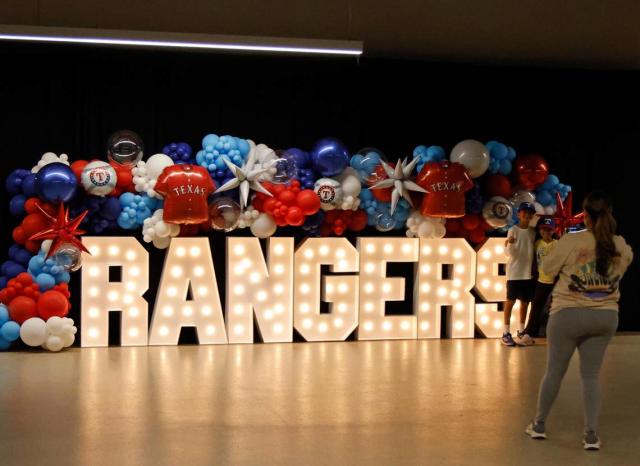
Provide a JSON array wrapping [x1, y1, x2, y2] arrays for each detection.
[[314, 178, 342, 211], [81, 161, 118, 196]]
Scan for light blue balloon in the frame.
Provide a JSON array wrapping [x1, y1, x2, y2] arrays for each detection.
[[0, 304, 9, 325], [36, 272, 56, 291], [119, 192, 135, 207], [0, 337, 11, 351], [507, 147, 517, 160], [0, 321, 20, 342], [235, 138, 250, 156], [499, 160, 512, 175], [202, 134, 219, 148], [59, 271, 71, 283]]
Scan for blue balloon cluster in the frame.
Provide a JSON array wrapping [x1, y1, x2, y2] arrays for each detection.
[[117, 193, 161, 229], [486, 141, 517, 175], [6, 169, 38, 217], [28, 248, 71, 291], [71, 195, 122, 233], [0, 245, 33, 289], [465, 182, 483, 215], [162, 142, 193, 164], [350, 150, 383, 183], [412, 145, 446, 174], [0, 304, 21, 351], [535, 174, 571, 207], [359, 189, 410, 230], [282, 148, 314, 189], [195, 134, 251, 186]]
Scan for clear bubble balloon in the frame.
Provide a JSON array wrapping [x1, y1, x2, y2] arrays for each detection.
[[209, 197, 241, 232], [509, 189, 536, 210], [375, 212, 395, 232], [354, 147, 387, 184], [482, 196, 513, 228], [53, 243, 82, 272], [271, 157, 298, 184], [107, 130, 144, 167]]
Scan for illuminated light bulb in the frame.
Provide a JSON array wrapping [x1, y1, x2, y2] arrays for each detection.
[[366, 243, 376, 253], [478, 265, 487, 274], [206, 325, 216, 335], [420, 322, 430, 331], [384, 244, 393, 254], [300, 283, 310, 294], [107, 290, 119, 302], [382, 283, 391, 293], [421, 302, 430, 312], [274, 264, 285, 275], [126, 282, 136, 292], [422, 245, 432, 255], [234, 265, 245, 275], [336, 249, 346, 258], [171, 266, 183, 278], [273, 323, 284, 334], [189, 246, 201, 257], [89, 267, 100, 277], [364, 302, 374, 312], [274, 244, 285, 255], [264, 310, 274, 320], [326, 283, 335, 294], [274, 284, 284, 295], [334, 318, 343, 327], [108, 245, 120, 256], [365, 262, 376, 273], [201, 305, 212, 316], [300, 303, 310, 313], [421, 264, 431, 274], [249, 272, 261, 283], [319, 322, 328, 332], [256, 291, 267, 302], [88, 307, 99, 318], [159, 326, 169, 336], [234, 305, 244, 315], [89, 287, 99, 297], [421, 283, 431, 293], [319, 245, 329, 256], [401, 321, 411, 331], [493, 320, 503, 329], [338, 303, 348, 312], [167, 286, 178, 297], [455, 265, 465, 274], [481, 315, 489, 325], [338, 283, 348, 294], [299, 264, 310, 275], [123, 294, 133, 304], [233, 325, 244, 335], [198, 286, 208, 296], [453, 249, 462, 259], [176, 246, 186, 257], [126, 250, 137, 261], [183, 306, 193, 317], [274, 304, 284, 314], [338, 260, 349, 269], [383, 321, 392, 331], [482, 279, 491, 289], [364, 283, 374, 293], [363, 321, 374, 331], [482, 250, 491, 260], [402, 243, 412, 254], [163, 306, 174, 317], [130, 266, 141, 277], [193, 266, 205, 277], [128, 328, 139, 338], [453, 279, 462, 288], [438, 245, 449, 255], [494, 283, 503, 292], [304, 249, 314, 259], [455, 302, 464, 311], [437, 287, 447, 297], [241, 258, 252, 268], [88, 328, 99, 338], [234, 284, 245, 295], [302, 319, 312, 329], [233, 245, 245, 256], [450, 290, 460, 300], [454, 321, 464, 331], [494, 245, 505, 255], [89, 245, 100, 256]]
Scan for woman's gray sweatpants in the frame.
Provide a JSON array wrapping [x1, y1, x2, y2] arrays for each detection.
[[535, 308, 618, 433]]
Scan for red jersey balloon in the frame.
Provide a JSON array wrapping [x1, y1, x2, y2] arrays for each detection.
[[416, 161, 473, 218], [154, 165, 216, 225]]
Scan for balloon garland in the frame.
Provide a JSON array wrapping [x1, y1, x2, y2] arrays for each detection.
[[1, 130, 574, 351]]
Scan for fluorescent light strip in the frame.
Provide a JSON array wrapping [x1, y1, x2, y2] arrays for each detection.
[[0, 26, 363, 56]]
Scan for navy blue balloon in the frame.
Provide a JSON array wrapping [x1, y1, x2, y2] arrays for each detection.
[[310, 138, 350, 177], [5, 169, 30, 195], [9, 194, 26, 216], [35, 163, 77, 203], [22, 173, 38, 197], [282, 148, 310, 170]]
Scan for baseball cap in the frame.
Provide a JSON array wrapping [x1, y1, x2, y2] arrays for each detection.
[[539, 218, 556, 230], [517, 202, 536, 214]]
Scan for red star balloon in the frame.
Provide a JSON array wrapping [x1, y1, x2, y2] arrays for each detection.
[[29, 204, 90, 258], [553, 192, 584, 234]]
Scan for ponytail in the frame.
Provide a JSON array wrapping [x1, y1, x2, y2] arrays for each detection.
[[583, 190, 619, 276]]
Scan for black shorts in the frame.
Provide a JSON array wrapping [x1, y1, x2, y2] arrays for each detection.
[[506, 279, 535, 302]]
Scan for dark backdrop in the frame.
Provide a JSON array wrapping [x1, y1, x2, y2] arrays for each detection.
[[1, 43, 638, 336]]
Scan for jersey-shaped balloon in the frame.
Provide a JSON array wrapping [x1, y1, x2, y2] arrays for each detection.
[[416, 161, 473, 218]]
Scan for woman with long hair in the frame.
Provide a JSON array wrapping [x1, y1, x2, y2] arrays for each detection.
[[525, 190, 633, 450]]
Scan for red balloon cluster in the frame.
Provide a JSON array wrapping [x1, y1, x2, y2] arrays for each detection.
[[482, 174, 513, 199], [0, 273, 71, 324], [71, 159, 135, 196], [253, 181, 321, 227], [445, 213, 491, 245], [11, 198, 56, 253], [320, 209, 368, 236], [514, 154, 549, 190]]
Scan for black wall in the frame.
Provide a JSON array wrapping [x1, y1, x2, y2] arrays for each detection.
[[1, 43, 638, 334]]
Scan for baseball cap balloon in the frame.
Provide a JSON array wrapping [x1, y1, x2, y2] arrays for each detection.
[[517, 202, 536, 214], [539, 218, 556, 230]]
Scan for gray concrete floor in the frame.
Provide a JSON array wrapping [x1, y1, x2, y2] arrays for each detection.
[[1, 336, 639, 466]]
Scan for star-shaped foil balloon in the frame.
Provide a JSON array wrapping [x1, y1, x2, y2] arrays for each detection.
[[29, 204, 91, 258], [214, 151, 276, 210], [370, 157, 427, 215], [553, 191, 584, 234]]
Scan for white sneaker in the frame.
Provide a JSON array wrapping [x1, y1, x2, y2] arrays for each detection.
[[515, 333, 535, 346], [583, 432, 601, 450]]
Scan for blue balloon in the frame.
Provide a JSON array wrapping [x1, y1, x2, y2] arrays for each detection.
[[0, 338, 11, 351], [22, 173, 38, 197], [0, 321, 20, 342], [282, 148, 310, 169], [0, 304, 9, 325], [9, 194, 26, 216], [1, 261, 25, 279], [35, 163, 77, 203], [35, 272, 56, 291], [310, 138, 350, 177], [10, 245, 32, 266]]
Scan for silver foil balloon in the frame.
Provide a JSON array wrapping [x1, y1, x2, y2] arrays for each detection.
[[107, 130, 144, 167]]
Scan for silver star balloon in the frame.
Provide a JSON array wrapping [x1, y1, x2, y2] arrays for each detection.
[[370, 157, 427, 215], [214, 151, 276, 210]]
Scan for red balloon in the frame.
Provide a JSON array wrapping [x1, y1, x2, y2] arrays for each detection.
[[348, 210, 369, 231], [469, 228, 487, 245], [514, 154, 549, 190], [8, 296, 38, 324], [483, 174, 513, 199], [285, 206, 305, 226], [24, 198, 41, 214], [278, 190, 296, 206], [296, 190, 321, 215], [71, 160, 89, 182], [446, 218, 462, 234], [37, 290, 70, 320], [263, 198, 277, 215], [22, 213, 49, 237], [12, 226, 27, 244], [25, 240, 41, 253], [462, 214, 481, 231]]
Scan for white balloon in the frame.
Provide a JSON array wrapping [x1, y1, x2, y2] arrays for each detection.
[[152, 236, 172, 249], [45, 335, 64, 352], [450, 140, 490, 178], [250, 213, 277, 238], [338, 168, 362, 197], [145, 153, 174, 180], [154, 222, 170, 238], [46, 316, 65, 335], [417, 221, 434, 238], [434, 222, 446, 238], [62, 332, 75, 347], [20, 318, 47, 347], [314, 178, 343, 211], [81, 161, 118, 196]]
